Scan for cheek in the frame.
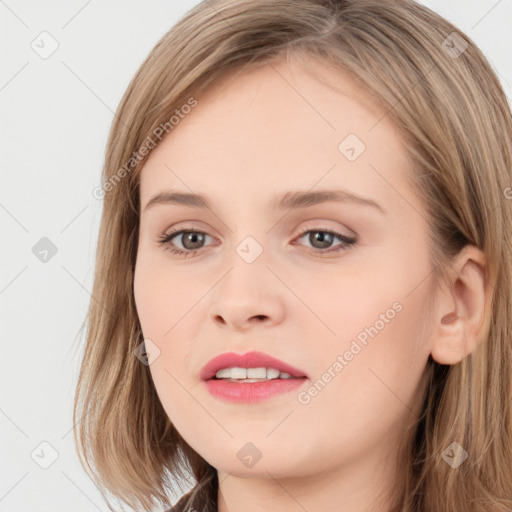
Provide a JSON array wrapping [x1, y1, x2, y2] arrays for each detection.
[[133, 254, 208, 420], [304, 290, 429, 410], [302, 244, 433, 415], [293, 288, 431, 468], [133, 250, 201, 338]]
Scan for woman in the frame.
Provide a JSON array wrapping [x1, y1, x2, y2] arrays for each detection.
[[74, 0, 512, 510]]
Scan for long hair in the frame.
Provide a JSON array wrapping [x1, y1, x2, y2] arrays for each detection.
[[73, 1, 512, 510]]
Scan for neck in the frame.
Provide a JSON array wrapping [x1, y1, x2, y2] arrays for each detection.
[[216, 442, 404, 512]]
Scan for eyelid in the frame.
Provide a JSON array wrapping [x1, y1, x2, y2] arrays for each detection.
[[158, 227, 215, 247], [293, 221, 356, 241], [158, 221, 354, 243], [157, 220, 358, 258]]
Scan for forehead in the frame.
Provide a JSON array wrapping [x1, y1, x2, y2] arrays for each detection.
[[138, 55, 415, 214]]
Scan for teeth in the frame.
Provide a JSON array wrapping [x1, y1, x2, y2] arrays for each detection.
[[231, 367, 247, 379], [215, 368, 233, 379], [266, 368, 280, 379], [214, 367, 296, 380], [247, 367, 267, 378]]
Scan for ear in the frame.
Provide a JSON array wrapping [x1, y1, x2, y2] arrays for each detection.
[[430, 245, 492, 365]]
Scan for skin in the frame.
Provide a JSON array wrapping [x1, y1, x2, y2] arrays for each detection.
[[133, 54, 489, 512]]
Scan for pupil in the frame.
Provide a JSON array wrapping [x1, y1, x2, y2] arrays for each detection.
[[311, 231, 332, 249], [184, 232, 204, 250]]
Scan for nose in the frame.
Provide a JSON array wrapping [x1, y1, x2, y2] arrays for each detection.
[[207, 255, 286, 332]]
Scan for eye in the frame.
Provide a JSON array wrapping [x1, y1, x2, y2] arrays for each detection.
[[157, 228, 214, 258], [157, 225, 357, 258], [292, 226, 357, 255]]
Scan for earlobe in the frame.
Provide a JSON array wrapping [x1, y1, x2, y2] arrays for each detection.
[[430, 245, 490, 365]]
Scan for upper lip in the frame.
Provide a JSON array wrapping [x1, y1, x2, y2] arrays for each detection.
[[200, 351, 308, 380]]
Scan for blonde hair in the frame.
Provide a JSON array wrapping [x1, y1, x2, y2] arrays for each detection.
[[73, 0, 512, 510]]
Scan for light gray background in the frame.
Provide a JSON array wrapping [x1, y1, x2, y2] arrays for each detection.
[[1, 1, 510, 511]]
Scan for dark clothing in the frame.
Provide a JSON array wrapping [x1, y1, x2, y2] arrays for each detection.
[[167, 489, 195, 511]]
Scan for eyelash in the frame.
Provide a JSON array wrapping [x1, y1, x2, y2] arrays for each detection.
[[157, 225, 357, 258]]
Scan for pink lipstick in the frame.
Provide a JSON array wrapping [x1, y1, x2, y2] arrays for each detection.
[[200, 351, 308, 403]]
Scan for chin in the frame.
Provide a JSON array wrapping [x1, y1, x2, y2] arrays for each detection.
[[202, 441, 306, 477]]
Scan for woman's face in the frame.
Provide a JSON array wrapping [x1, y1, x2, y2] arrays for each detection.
[[134, 55, 436, 481]]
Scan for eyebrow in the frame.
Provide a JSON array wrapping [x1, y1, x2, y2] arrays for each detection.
[[143, 189, 386, 214]]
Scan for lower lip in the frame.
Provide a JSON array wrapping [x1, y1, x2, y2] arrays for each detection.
[[203, 378, 307, 403]]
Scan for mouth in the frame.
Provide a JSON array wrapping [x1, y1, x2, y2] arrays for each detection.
[[199, 350, 309, 381], [200, 351, 309, 403], [209, 366, 308, 383]]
